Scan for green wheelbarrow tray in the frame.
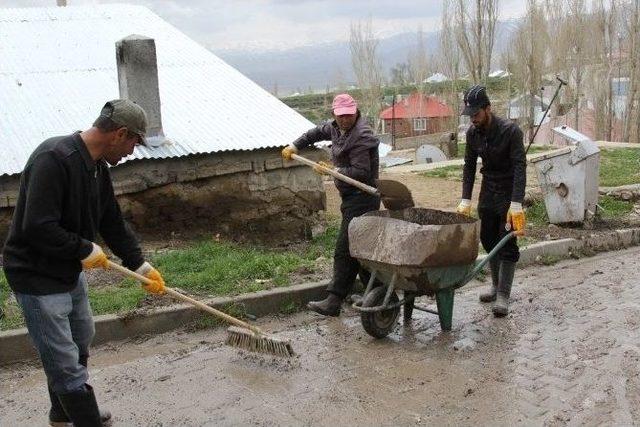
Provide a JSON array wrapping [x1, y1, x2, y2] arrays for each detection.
[[347, 208, 516, 338]]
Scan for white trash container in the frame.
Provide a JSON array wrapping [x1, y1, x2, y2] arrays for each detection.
[[529, 126, 600, 223]]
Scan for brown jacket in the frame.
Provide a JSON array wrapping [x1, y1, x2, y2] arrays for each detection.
[[293, 112, 379, 196]]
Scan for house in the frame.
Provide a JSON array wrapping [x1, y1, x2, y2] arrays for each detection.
[[0, 4, 325, 243], [379, 93, 454, 139], [488, 69, 511, 79], [424, 73, 449, 84], [507, 94, 551, 125]]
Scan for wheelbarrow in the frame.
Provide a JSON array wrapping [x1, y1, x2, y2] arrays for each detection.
[[348, 208, 516, 338]]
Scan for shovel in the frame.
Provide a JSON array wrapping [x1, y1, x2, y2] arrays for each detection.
[[290, 153, 414, 210]]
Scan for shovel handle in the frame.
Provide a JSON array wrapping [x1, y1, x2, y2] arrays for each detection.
[[290, 153, 380, 196], [106, 260, 263, 335]]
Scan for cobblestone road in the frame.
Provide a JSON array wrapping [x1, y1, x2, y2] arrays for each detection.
[[2, 247, 639, 426]]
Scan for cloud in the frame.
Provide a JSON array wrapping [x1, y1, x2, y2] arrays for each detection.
[[2, 0, 527, 50]]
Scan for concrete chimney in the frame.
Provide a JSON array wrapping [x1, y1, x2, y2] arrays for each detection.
[[116, 35, 164, 141]]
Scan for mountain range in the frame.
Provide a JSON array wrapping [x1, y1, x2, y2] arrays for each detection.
[[213, 20, 520, 96]]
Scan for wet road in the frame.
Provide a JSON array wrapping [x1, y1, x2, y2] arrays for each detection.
[[2, 247, 640, 426]]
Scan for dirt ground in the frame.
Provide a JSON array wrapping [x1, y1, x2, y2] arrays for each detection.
[[2, 247, 640, 426]]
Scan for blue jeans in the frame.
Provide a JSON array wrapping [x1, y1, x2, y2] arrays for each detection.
[[15, 274, 95, 394]]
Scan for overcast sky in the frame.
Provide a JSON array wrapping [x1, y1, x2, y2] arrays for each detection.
[[6, 0, 528, 50]]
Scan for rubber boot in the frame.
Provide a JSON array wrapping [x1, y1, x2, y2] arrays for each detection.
[[49, 355, 111, 426], [493, 260, 516, 317], [57, 384, 102, 427], [307, 293, 343, 317], [479, 258, 500, 303]]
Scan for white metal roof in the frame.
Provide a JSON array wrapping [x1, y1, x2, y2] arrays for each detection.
[[0, 5, 314, 176]]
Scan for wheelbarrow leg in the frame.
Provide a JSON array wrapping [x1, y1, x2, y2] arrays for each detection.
[[435, 288, 455, 331], [403, 291, 416, 321]]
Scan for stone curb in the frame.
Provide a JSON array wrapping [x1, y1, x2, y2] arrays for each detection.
[[2, 227, 639, 365]]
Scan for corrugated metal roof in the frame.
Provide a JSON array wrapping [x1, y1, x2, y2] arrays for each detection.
[[0, 5, 314, 176]]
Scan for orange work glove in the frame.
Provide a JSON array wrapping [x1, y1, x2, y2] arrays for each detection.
[[506, 202, 526, 236], [135, 262, 166, 294], [456, 199, 472, 216], [313, 161, 333, 175], [281, 144, 298, 161], [81, 243, 109, 270]]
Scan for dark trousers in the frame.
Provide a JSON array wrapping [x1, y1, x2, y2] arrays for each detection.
[[478, 185, 520, 263], [327, 192, 380, 298]]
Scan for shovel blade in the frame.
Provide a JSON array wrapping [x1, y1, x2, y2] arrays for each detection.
[[376, 179, 415, 210]]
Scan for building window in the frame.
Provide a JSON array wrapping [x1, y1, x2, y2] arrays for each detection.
[[413, 118, 427, 131]]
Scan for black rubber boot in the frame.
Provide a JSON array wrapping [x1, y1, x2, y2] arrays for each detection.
[[307, 293, 343, 317], [49, 356, 111, 427], [479, 258, 500, 303], [57, 384, 102, 427], [493, 261, 516, 317]]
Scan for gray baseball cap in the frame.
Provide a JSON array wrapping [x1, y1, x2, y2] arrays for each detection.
[[99, 99, 148, 145]]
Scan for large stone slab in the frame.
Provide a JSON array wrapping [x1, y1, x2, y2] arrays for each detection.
[[348, 208, 479, 268]]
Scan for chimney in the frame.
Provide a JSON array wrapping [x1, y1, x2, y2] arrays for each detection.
[[116, 35, 164, 142], [57, 0, 67, 6]]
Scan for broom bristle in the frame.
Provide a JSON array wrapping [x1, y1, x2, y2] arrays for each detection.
[[225, 326, 295, 357]]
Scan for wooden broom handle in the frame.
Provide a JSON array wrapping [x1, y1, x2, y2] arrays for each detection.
[[107, 260, 263, 335], [290, 153, 380, 196]]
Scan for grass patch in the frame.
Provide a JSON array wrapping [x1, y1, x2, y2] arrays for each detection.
[[422, 165, 464, 180], [598, 195, 635, 218], [599, 148, 640, 187], [152, 222, 337, 296], [526, 195, 633, 226], [0, 221, 339, 331], [537, 254, 561, 266], [88, 282, 146, 315]]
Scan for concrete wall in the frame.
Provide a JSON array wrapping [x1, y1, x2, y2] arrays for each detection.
[[393, 132, 458, 157], [0, 148, 326, 245]]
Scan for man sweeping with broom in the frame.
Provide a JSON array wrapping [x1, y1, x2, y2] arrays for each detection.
[[2, 100, 166, 426], [282, 94, 380, 317]]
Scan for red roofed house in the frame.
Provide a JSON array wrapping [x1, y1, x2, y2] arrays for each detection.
[[380, 93, 454, 139]]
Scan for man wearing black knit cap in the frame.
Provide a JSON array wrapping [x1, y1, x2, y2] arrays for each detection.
[[457, 85, 526, 316]]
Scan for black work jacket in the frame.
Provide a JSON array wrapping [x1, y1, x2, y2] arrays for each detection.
[[293, 112, 379, 197], [462, 114, 526, 203], [3, 133, 144, 295]]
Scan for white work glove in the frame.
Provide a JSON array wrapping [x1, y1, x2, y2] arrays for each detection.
[[456, 199, 472, 216]]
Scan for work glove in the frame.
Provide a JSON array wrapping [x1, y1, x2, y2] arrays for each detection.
[[281, 144, 298, 161], [456, 199, 472, 216], [81, 243, 109, 270], [506, 202, 526, 236], [136, 262, 166, 294], [313, 161, 333, 175]]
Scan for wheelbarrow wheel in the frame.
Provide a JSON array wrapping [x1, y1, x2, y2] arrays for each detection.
[[361, 286, 400, 339]]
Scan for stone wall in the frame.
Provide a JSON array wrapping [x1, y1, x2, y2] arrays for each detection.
[[0, 148, 327, 245], [393, 132, 458, 157]]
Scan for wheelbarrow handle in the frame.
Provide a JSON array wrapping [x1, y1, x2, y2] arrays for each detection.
[[456, 231, 517, 289]]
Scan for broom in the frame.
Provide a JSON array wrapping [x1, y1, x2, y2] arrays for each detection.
[[107, 261, 295, 357]]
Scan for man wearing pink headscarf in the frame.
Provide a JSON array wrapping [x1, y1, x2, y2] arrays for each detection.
[[282, 94, 380, 316]]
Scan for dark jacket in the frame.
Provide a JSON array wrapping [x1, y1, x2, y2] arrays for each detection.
[[3, 133, 144, 295], [292, 112, 379, 196], [462, 114, 526, 203]]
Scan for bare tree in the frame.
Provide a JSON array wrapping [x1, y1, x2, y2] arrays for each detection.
[[507, 0, 548, 139], [453, 0, 500, 83], [440, 0, 464, 132], [408, 26, 430, 88], [622, 0, 640, 142], [350, 18, 384, 130]]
